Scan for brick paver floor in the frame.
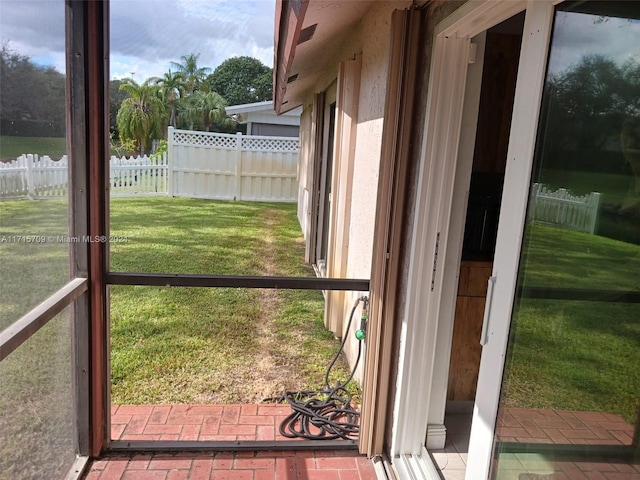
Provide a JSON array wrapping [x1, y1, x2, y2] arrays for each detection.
[[111, 403, 358, 442], [84, 403, 375, 479], [496, 408, 636, 445], [492, 408, 639, 480], [82, 450, 378, 480]]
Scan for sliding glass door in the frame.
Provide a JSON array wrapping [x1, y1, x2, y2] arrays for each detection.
[[490, 2, 640, 477]]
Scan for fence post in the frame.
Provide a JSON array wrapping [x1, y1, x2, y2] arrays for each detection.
[[167, 126, 174, 197], [527, 183, 540, 223], [26, 154, 36, 199], [235, 131, 243, 201], [588, 192, 601, 234]]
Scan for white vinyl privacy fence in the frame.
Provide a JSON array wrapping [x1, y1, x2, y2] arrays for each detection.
[[528, 183, 601, 234], [0, 129, 300, 202], [169, 127, 299, 201]]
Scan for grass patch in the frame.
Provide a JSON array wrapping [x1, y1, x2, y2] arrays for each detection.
[[504, 224, 640, 424], [520, 224, 640, 291], [109, 197, 355, 404], [0, 309, 76, 480], [0, 199, 70, 331], [0, 136, 67, 161], [0, 196, 356, 407], [109, 198, 311, 276]]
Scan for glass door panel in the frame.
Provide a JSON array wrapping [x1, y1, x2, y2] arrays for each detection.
[[492, 2, 640, 478]]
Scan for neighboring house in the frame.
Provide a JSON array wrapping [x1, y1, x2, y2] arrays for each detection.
[[275, 0, 639, 479], [225, 100, 302, 137]]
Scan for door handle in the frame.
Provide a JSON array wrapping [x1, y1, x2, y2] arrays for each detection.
[[480, 276, 496, 346]]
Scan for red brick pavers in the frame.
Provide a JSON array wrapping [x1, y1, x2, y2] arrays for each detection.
[[112, 404, 349, 442], [492, 408, 639, 480], [496, 408, 635, 446], [82, 450, 378, 480]]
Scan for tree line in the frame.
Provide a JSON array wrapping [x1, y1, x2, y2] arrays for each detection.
[[2, 44, 272, 154], [538, 54, 640, 174], [0, 43, 66, 137]]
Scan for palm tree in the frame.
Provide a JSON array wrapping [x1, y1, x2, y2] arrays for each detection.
[[184, 91, 236, 132], [116, 78, 164, 155], [152, 70, 183, 128], [170, 53, 211, 95]]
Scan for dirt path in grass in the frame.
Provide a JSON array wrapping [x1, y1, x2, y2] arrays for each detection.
[[232, 209, 302, 403]]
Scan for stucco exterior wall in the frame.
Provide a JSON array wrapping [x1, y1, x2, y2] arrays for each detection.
[[291, 1, 411, 383], [346, 2, 398, 281], [340, 1, 403, 383]]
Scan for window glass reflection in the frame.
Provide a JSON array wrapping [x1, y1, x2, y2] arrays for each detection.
[[492, 2, 640, 477], [0, 1, 70, 330]]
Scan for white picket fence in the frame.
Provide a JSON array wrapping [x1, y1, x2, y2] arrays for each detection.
[[0, 154, 168, 199], [110, 154, 168, 197], [0, 154, 69, 198], [0, 129, 300, 202], [528, 183, 601, 234]]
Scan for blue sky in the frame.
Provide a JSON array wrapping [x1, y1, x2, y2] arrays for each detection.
[[0, 0, 276, 80]]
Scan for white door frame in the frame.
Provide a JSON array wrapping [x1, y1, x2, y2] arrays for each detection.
[[466, 2, 556, 477], [390, 0, 558, 478]]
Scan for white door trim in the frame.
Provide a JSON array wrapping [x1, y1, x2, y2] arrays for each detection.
[[388, 0, 569, 477], [391, 0, 527, 461], [466, 1, 556, 478], [391, 28, 471, 458]]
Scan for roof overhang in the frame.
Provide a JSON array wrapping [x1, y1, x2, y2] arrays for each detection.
[[226, 101, 303, 124], [274, 0, 376, 114]]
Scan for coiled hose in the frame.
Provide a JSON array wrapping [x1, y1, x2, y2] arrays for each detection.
[[263, 296, 368, 440]]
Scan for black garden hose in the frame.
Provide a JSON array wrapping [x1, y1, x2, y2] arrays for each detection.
[[263, 296, 368, 440]]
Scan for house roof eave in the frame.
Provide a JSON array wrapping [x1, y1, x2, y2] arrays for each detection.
[[274, 1, 379, 114], [274, 0, 309, 115]]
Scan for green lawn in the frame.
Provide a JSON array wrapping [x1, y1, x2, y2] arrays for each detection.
[[0, 199, 70, 330], [109, 197, 349, 404], [519, 224, 639, 291], [1, 198, 638, 431], [504, 225, 640, 424], [0, 136, 67, 161]]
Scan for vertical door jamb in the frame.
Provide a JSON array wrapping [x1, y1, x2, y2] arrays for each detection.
[[307, 93, 325, 264], [86, 0, 110, 456], [326, 55, 362, 336]]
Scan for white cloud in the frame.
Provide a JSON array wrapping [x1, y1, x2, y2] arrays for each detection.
[[0, 1, 66, 70], [110, 0, 276, 79], [1, 0, 276, 80], [548, 11, 640, 75]]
